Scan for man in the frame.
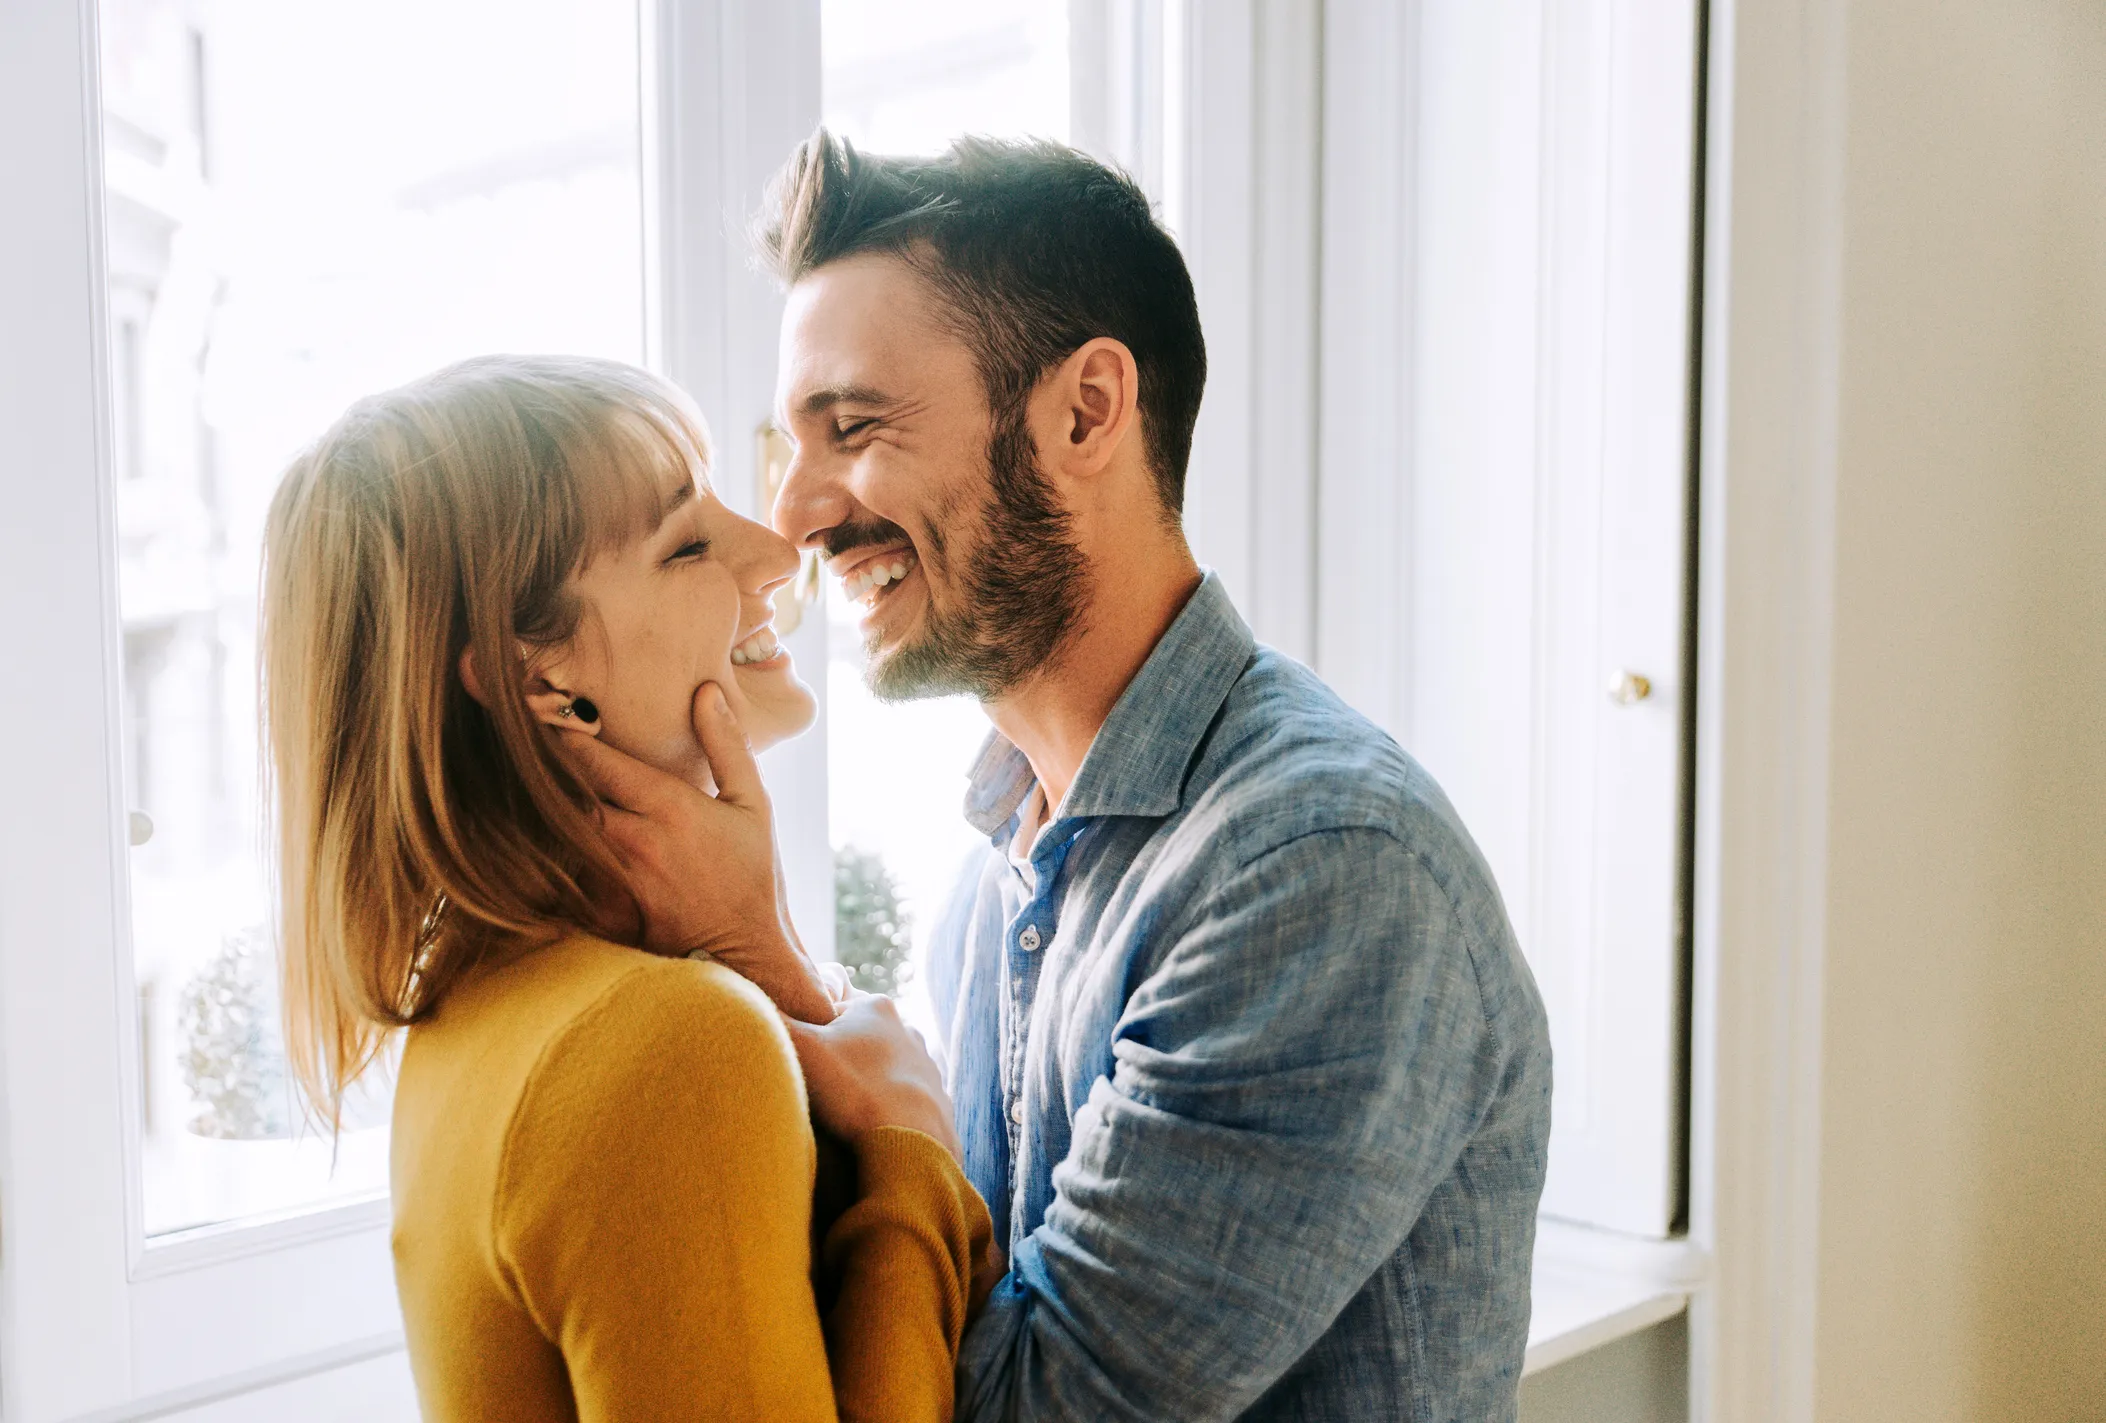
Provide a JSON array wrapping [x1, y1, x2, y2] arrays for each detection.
[[612, 131, 1552, 1421]]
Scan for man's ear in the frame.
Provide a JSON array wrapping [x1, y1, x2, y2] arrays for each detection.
[[1042, 337, 1140, 479]]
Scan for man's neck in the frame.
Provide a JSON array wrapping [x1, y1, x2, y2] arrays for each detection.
[[986, 547, 1202, 811]]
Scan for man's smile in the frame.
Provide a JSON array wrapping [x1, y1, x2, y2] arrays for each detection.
[[829, 544, 921, 613]]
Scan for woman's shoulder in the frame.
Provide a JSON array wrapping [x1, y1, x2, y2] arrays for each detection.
[[399, 936, 799, 1179], [483, 941, 813, 1237], [526, 938, 789, 1081], [393, 937, 820, 1338], [420, 935, 778, 1059]]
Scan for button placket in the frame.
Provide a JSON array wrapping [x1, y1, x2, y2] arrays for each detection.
[[1001, 826, 1084, 1158], [1002, 895, 1039, 1151]]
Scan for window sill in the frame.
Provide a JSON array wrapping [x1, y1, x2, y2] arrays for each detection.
[[1525, 1218, 1707, 1375]]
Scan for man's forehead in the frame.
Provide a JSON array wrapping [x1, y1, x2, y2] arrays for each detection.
[[786, 253, 932, 338], [779, 256, 967, 404]]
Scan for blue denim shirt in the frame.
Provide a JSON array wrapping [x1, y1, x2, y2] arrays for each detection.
[[928, 574, 1553, 1423]]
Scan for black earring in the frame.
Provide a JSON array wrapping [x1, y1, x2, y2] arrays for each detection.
[[569, 697, 599, 724]]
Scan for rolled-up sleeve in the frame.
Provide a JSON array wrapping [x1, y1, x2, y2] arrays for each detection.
[[955, 827, 1513, 1422]]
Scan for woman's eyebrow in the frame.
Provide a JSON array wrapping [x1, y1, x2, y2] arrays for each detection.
[[641, 481, 697, 547]]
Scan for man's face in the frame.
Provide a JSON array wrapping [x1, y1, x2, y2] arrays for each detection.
[[771, 251, 1085, 700]]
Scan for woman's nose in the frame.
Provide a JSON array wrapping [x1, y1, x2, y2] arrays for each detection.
[[729, 509, 800, 597]]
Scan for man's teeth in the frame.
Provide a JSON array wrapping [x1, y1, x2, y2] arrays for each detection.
[[841, 552, 916, 605], [730, 628, 782, 666]]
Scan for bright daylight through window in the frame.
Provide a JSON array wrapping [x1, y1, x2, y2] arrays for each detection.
[[100, 0, 645, 1238]]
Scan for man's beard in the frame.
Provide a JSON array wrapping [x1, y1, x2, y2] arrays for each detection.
[[854, 409, 1089, 703]]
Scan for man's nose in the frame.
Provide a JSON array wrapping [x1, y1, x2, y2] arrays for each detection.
[[770, 437, 851, 551]]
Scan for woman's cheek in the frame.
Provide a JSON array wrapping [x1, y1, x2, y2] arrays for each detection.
[[742, 669, 820, 750]]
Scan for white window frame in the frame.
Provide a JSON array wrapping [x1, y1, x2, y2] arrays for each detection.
[[0, 2, 821, 1417], [1070, 0, 1324, 662], [1685, 0, 1846, 1416]]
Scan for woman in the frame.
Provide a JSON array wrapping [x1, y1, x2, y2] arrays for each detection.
[[261, 354, 990, 1422]]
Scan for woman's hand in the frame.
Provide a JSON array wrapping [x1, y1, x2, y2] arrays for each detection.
[[559, 682, 836, 1024], [786, 994, 964, 1164]]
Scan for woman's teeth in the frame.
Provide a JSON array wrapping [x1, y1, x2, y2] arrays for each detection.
[[730, 628, 782, 666], [842, 552, 916, 606]]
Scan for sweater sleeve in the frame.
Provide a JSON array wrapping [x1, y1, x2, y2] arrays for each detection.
[[821, 1126, 995, 1423], [490, 959, 988, 1423]]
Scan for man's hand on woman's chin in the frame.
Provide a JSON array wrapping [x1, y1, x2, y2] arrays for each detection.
[[558, 682, 837, 1024]]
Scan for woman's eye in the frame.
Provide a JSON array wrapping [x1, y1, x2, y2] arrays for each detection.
[[667, 539, 710, 563]]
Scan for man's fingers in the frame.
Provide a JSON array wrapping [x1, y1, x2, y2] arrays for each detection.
[[591, 799, 650, 854], [556, 729, 682, 816], [818, 961, 854, 1005], [691, 683, 768, 809]]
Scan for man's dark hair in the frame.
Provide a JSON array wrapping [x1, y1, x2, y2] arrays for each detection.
[[757, 129, 1207, 514]]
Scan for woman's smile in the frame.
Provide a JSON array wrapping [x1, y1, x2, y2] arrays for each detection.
[[730, 621, 789, 667]]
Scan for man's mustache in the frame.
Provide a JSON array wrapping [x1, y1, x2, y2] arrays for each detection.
[[821, 518, 914, 561]]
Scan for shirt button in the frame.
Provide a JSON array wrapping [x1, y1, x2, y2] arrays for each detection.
[[1018, 925, 1042, 952], [1009, 1097, 1025, 1126]]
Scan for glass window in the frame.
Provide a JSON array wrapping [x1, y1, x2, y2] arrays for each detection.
[[818, 1, 1070, 1034], [99, 0, 645, 1238], [823, 0, 1068, 156]]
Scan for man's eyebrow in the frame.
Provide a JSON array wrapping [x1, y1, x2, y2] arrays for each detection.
[[793, 383, 895, 418]]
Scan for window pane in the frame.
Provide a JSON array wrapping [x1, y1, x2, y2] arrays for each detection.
[[99, 0, 645, 1238], [818, 2, 1068, 1028], [823, 0, 1068, 157]]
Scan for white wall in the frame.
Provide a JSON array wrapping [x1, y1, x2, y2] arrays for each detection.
[[1522, 1317, 1686, 1423], [1812, 1, 2106, 1417]]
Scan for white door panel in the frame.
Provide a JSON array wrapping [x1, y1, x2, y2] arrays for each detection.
[[1321, 0, 1700, 1238]]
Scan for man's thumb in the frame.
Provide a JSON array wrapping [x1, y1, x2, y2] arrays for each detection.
[[691, 683, 766, 807]]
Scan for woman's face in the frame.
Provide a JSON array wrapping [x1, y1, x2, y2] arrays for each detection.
[[533, 459, 818, 785]]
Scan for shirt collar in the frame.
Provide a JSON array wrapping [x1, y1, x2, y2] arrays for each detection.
[[961, 572, 1255, 837]]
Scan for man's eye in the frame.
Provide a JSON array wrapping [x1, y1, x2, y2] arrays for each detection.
[[835, 418, 875, 441]]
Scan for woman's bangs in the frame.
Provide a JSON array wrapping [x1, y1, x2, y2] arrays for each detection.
[[569, 391, 714, 562]]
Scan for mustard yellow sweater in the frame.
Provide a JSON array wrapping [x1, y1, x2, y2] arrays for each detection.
[[390, 936, 992, 1423]]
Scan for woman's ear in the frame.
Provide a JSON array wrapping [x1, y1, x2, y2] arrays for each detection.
[[458, 646, 600, 733], [457, 647, 491, 708], [524, 673, 600, 733]]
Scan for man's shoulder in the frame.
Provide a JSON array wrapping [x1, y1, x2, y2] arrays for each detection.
[[1162, 649, 1517, 947], [1190, 649, 1462, 857], [1152, 650, 1544, 1053]]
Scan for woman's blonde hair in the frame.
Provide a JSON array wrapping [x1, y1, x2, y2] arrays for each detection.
[[261, 354, 712, 1126]]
